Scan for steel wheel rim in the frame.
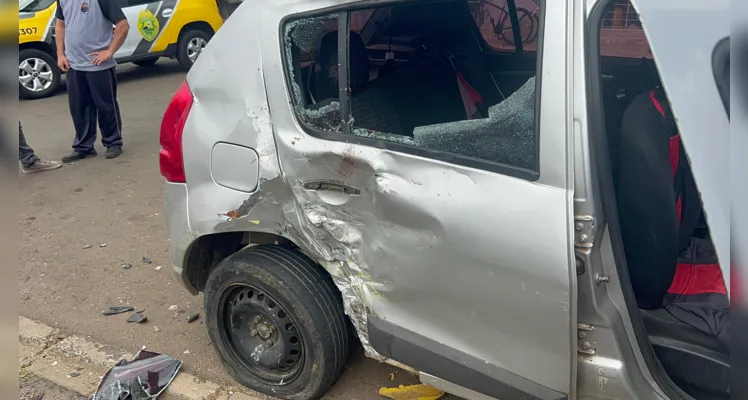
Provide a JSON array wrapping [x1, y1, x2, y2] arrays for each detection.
[[19, 57, 54, 92], [186, 37, 207, 63], [217, 283, 305, 384]]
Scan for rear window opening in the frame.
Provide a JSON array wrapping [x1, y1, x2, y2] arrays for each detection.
[[283, 0, 542, 172], [594, 2, 730, 399]]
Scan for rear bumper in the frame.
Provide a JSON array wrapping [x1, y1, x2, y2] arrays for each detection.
[[164, 182, 199, 295]]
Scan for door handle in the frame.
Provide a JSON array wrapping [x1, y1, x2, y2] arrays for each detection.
[[302, 180, 360, 195]]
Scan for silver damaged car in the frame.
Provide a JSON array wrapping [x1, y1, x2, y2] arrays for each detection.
[[160, 0, 731, 399]]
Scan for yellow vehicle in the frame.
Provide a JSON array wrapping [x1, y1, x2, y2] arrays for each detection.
[[19, 0, 224, 99]]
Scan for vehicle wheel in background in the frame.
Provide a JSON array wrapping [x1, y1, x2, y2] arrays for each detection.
[[134, 58, 159, 67], [19, 48, 61, 100], [176, 30, 211, 69], [204, 245, 350, 400]]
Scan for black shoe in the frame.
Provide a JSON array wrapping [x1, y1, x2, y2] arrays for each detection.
[[105, 147, 122, 159], [62, 151, 96, 163]]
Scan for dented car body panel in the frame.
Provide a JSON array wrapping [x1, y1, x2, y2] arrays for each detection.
[[265, 2, 573, 397], [179, 0, 574, 395]]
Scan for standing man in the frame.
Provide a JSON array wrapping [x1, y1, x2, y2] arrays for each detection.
[[55, 0, 129, 162]]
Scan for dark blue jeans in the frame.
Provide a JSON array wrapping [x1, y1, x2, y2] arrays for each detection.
[[19, 121, 37, 168]]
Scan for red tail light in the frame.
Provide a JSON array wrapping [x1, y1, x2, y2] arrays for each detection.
[[160, 82, 193, 183]]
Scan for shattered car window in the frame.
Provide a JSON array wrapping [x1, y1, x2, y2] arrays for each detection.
[[413, 77, 536, 169], [284, 2, 540, 170], [284, 15, 342, 132], [346, 2, 539, 169]]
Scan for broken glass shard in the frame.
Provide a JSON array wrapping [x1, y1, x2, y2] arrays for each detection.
[[413, 77, 536, 169]]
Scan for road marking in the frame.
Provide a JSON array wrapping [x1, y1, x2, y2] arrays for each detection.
[[19, 316, 265, 400]]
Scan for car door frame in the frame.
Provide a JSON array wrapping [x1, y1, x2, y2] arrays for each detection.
[[580, 0, 731, 399], [261, 0, 576, 398]]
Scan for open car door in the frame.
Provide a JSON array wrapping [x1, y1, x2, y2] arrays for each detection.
[[631, 0, 730, 293]]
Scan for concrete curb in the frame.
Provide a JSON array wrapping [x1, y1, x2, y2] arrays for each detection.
[[19, 316, 262, 400]]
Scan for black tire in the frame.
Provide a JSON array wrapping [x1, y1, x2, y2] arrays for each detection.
[[176, 29, 211, 69], [204, 245, 349, 400], [19, 48, 61, 100], [133, 58, 159, 67]]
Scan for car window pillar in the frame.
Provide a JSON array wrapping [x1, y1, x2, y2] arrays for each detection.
[[337, 11, 352, 135]]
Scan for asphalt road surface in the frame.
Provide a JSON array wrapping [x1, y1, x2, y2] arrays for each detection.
[[18, 60, 434, 400], [20, 374, 87, 400]]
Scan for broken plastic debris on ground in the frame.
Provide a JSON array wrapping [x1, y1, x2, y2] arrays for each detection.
[[378, 383, 445, 400], [92, 347, 181, 400], [102, 306, 134, 316], [127, 313, 147, 323], [103, 305, 149, 324]]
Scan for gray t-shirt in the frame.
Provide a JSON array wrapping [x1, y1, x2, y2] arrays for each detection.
[[56, 0, 126, 72]]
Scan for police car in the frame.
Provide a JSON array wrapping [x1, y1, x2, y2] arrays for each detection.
[[18, 0, 224, 99]]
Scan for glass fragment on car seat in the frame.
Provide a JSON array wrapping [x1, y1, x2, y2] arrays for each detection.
[[413, 77, 536, 169], [92, 348, 182, 400]]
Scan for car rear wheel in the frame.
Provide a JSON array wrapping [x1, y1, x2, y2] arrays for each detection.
[[176, 30, 211, 69], [19, 48, 60, 100], [204, 245, 349, 400]]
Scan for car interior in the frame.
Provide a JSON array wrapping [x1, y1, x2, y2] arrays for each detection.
[[597, 2, 730, 400], [285, 0, 730, 398], [603, 60, 730, 400]]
